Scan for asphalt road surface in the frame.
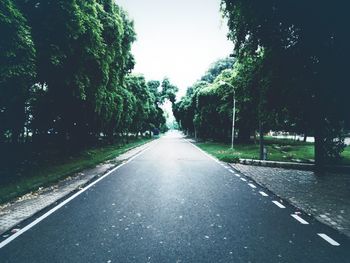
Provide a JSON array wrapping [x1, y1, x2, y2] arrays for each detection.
[[0, 131, 349, 262]]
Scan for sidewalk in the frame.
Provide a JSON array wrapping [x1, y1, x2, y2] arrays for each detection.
[[231, 163, 350, 237], [0, 140, 156, 236]]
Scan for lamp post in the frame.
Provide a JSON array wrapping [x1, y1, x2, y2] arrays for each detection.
[[219, 81, 236, 149]]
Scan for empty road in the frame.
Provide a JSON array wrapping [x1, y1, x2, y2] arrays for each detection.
[[0, 131, 349, 262]]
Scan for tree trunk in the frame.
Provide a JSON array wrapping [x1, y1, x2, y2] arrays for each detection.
[[237, 123, 251, 143], [259, 120, 264, 160], [303, 132, 307, 142], [314, 121, 325, 173]]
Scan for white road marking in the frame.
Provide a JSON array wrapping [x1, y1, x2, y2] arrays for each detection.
[[259, 191, 268, 197], [235, 174, 240, 177], [0, 140, 158, 249], [291, 214, 309, 224], [229, 170, 235, 174], [248, 183, 257, 189], [186, 140, 222, 165], [317, 233, 340, 246], [240, 178, 247, 182], [272, 201, 286, 208]]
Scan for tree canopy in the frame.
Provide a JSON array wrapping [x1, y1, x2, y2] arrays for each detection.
[[220, 0, 350, 166], [0, 0, 170, 149]]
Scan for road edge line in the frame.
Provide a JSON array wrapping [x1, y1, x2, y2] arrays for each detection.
[[0, 140, 157, 249]]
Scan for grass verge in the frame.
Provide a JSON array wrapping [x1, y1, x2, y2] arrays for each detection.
[[196, 137, 350, 165], [0, 138, 153, 204]]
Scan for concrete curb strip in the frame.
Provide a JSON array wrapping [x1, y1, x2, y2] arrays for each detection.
[[239, 158, 350, 172], [239, 159, 315, 170]]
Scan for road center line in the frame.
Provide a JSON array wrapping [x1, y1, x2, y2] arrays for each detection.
[[291, 214, 309, 224], [228, 170, 235, 174], [317, 233, 340, 246], [272, 201, 286, 208], [259, 191, 268, 197], [240, 178, 247, 182], [235, 174, 240, 177], [248, 183, 257, 189]]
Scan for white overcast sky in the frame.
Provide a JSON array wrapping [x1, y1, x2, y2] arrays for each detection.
[[117, 0, 234, 98]]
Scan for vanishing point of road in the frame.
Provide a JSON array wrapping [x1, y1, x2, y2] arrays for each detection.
[[0, 131, 349, 262]]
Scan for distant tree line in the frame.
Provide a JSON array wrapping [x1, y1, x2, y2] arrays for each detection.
[[175, 1, 350, 168], [0, 0, 177, 149], [173, 57, 236, 141]]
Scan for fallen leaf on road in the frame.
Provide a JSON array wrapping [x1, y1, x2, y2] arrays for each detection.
[[11, 228, 20, 233]]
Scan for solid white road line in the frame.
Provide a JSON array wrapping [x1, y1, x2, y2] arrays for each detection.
[[272, 201, 286, 208], [259, 191, 268, 197], [0, 140, 157, 249], [240, 178, 247, 182], [248, 183, 257, 189], [186, 140, 222, 165], [291, 214, 309, 225], [317, 233, 340, 246]]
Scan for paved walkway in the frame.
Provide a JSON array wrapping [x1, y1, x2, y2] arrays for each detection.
[[232, 164, 350, 237], [0, 141, 155, 236]]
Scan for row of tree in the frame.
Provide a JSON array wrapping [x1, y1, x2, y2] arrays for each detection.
[[173, 57, 235, 141], [0, 0, 176, 149], [174, 1, 350, 168]]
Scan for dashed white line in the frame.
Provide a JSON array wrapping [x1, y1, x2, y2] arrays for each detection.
[[248, 183, 257, 189], [317, 233, 340, 246], [291, 214, 309, 224], [228, 169, 235, 174], [259, 191, 268, 197], [272, 201, 286, 208], [235, 174, 240, 177], [240, 178, 247, 182]]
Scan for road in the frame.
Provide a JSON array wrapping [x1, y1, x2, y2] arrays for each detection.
[[0, 131, 349, 262]]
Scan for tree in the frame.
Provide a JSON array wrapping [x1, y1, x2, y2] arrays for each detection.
[[147, 80, 166, 132], [17, 0, 137, 146], [221, 0, 350, 167], [0, 0, 36, 143], [174, 59, 237, 140], [201, 57, 235, 83], [161, 78, 178, 104]]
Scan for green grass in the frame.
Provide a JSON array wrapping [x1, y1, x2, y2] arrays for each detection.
[[197, 137, 350, 165], [0, 138, 153, 204]]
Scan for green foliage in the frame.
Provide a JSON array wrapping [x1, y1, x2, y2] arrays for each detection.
[[220, 0, 349, 165], [174, 57, 237, 141], [0, 0, 36, 143], [161, 78, 178, 104], [0, 0, 168, 150], [201, 57, 235, 83]]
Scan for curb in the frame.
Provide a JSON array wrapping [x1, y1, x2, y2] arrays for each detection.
[[238, 159, 314, 171], [238, 158, 350, 172]]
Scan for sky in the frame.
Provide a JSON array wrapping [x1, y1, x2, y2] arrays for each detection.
[[117, 0, 234, 98]]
